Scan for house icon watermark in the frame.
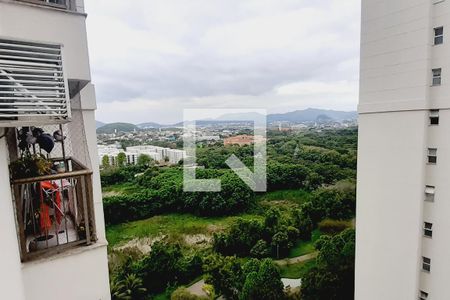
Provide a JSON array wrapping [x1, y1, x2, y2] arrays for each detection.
[[183, 108, 267, 192]]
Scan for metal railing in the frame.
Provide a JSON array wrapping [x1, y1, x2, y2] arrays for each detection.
[[11, 157, 96, 262], [15, 0, 68, 9]]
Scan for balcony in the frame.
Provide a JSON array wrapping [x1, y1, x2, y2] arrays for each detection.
[[11, 157, 96, 261]]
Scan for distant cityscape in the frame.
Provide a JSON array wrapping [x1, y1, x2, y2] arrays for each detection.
[[96, 108, 357, 167]]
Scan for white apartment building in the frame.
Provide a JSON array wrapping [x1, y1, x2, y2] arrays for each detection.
[[356, 1, 450, 299], [0, 1, 110, 299], [98, 144, 186, 166]]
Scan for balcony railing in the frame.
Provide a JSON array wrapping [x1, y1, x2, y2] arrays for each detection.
[[11, 157, 96, 261], [15, 0, 69, 10]]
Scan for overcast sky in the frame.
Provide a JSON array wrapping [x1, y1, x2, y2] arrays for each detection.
[[85, 0, 360, 124]]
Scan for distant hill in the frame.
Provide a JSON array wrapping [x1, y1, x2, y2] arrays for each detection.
[[267, 108, 356, 123], [96, 122, 138, 134], [96, 121, 106, 129], [95, 108, 357, 130], [137, 122, 162, 129]]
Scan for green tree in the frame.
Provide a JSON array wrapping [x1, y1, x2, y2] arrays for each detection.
[[137, 154, 153, 166], [117, 152, 126, 167], [240, 259, 284, 300], [301, 229, 355, 300], [102, 155, 110, 168], [111, 274, 147, 300], [271, 231, 291, 259], [250, 240, 271, 258]]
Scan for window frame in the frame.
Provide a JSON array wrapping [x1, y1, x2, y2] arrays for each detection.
[[434, 26, 444, 45], [432, 68, 442, 86], [419, 290, 429, 300], [427, 148, 437, 164], [423, 222, 433, 238], [425, 185, 435, 202], [422, 256, 431, 272], [429, 109, 439, 125]]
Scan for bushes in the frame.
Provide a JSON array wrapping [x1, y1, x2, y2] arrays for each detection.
[[203, 256, 284, 300], [103, 168, 256, 225], [213, 210, 299, 259], [318, 219, 351, 235], [301, 229, 355, 300]]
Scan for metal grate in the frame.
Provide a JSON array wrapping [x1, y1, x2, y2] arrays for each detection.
[[0, 38, 70, 126]]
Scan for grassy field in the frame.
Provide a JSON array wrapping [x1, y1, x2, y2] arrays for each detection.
[[106, 213, 263, 248], [288, 229, 322, 258], [278, 258, 317, 279]]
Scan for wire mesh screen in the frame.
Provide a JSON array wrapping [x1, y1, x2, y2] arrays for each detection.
[[10, 95, 92, 170]]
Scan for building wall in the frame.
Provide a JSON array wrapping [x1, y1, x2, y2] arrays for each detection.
[[0, 1, 110, 299], [0, 135, 26, 300], [357, 0, 450, 299], [355, 111, 426, 300], [0, 0, 91, 82]]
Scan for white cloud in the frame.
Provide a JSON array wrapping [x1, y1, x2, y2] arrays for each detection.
[[84, 0, 361, 124]]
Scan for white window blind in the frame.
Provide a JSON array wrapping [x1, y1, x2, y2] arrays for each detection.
[[0, 38, 70, 126]]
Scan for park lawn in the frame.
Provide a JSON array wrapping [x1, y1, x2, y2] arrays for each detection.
[[288, 229, 322, 258], [278, 258, 317, 279], [106, 213, 263, 248]]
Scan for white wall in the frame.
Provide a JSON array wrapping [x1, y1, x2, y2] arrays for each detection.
[[0, 1, 91, 82], [22, 245, 110, 300], [355, 111, 427, 300], [0, 135, 26, 300]]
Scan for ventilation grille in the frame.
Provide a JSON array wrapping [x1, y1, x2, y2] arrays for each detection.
[[0, 38, 70, 126]]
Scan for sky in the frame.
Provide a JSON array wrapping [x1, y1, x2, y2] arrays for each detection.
[[85, 0, 361, 125]]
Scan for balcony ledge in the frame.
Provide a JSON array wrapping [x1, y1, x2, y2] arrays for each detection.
[[0, 0, 87, 17], [21, 239, 108, 266]]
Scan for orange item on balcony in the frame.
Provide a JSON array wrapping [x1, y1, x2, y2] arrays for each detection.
[[39, 181, 62, 232]]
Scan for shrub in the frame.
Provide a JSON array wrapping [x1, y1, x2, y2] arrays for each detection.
[[318, 219, 351, 235]]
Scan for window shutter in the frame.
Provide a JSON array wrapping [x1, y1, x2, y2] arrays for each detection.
[[0, 38, 70, 126]]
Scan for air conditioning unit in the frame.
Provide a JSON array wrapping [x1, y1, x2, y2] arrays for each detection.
[[0, 37, 70, 126]]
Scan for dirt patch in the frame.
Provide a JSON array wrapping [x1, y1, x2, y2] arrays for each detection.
[[184, 234, 212, 247], [115, 235, 165, 254]]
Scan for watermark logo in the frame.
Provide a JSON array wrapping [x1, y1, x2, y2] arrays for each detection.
[[183, 109, 267, 192]]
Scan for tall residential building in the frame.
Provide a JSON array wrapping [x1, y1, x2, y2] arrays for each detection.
[[356, 0, 450, 299], [0, 1, 110, 299]]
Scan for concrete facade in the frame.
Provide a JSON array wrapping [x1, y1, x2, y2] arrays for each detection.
[[356, 0, 450, 299], [0, 1, 110, 299]]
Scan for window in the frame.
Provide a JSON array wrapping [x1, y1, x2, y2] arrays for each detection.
[[424, 222, 433, 237], [432, 68, 442, 86], [430, 109, 439, 125], [425, 185, 436, 202], [434, 26, 444, 45], [419, 290, 429, 300], [428, 148, 437, 164], [422, 257, 431, 272]]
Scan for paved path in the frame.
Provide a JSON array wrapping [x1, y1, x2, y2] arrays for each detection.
[[187, 279, 209, 298], [274, 251, 318, 266]]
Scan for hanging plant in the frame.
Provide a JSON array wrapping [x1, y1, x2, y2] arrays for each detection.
[[9, 153, 53, 179]]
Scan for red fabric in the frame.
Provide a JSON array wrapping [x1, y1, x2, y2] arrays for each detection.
[[39, 181, 62, 233]]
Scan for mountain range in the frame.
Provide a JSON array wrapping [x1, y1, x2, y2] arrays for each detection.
[[96, 108, 357, 133]]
